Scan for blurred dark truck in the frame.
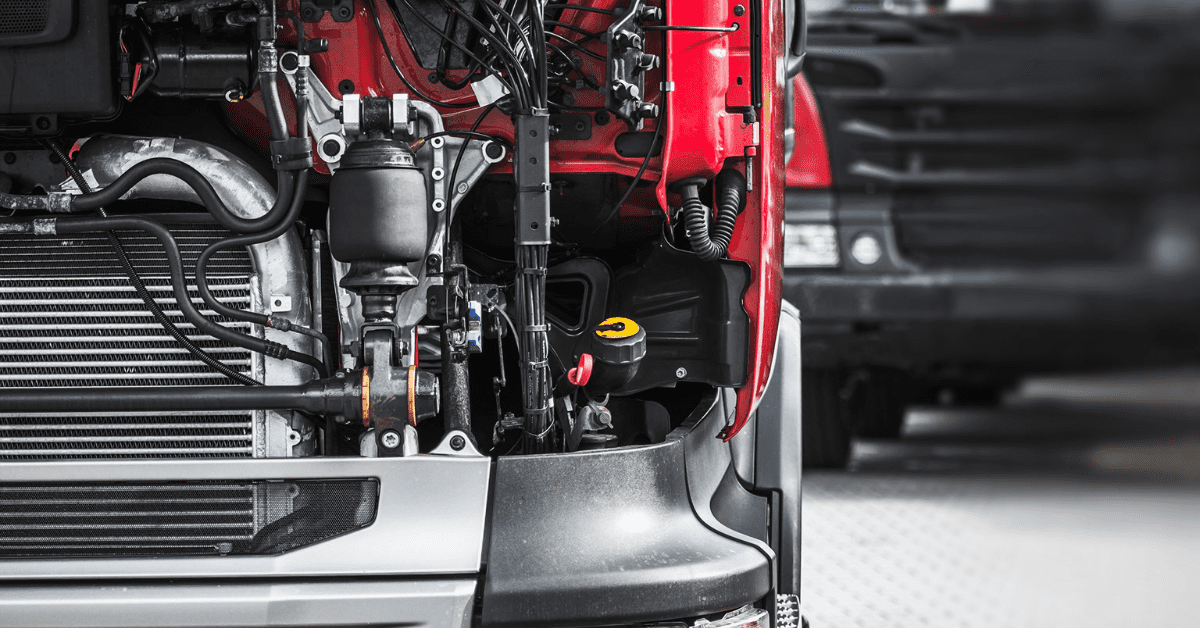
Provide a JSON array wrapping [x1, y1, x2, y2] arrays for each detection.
[[785, 1, 1200, 466]]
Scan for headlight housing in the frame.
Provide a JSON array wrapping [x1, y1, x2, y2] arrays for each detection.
[[784, 223, 840, 268]]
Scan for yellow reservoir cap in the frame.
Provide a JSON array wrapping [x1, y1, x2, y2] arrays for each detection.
[[595, 316, 640, 339]]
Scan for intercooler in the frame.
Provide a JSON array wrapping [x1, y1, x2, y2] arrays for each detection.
[[0, 221, 265, 460]]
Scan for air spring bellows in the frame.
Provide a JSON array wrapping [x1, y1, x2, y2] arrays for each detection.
[[674, 168, 748, 262], [328, 139, 428, 266]]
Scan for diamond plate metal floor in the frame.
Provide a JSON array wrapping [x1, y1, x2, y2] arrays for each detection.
[[801, 371, 1200, 628]]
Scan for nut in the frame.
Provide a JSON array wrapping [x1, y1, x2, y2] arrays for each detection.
[[675, 367, 688, 378]]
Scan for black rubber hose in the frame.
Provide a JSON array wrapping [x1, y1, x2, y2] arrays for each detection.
[[45, 140, 261, 386], [68, 158, 297, 235], [680, 169, 746, 262], [49, 215, 327, 377], [260, 68, 289, 141], [0, 377, 360, 415], [711, 168, 747, 251], [194, 170, 331, 364]]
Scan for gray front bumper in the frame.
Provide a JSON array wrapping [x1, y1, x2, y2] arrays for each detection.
[[0, 579, 476, 628], [0, 456, 491, 580]]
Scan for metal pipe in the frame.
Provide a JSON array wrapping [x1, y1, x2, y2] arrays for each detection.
[[0, 376, 360, 416], [73, 134, 279, 221]]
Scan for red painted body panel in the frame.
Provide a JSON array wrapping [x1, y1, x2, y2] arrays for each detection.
[[225, 0, 785, 440], [725, 0, 785, 440], [786, 74, 832, 188]]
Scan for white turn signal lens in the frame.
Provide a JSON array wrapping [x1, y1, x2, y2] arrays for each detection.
[[784, 223, 839, 268]]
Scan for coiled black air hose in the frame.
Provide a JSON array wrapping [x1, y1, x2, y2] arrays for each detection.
[[676, 168, 748, 262], [44, 139, 261, 386]]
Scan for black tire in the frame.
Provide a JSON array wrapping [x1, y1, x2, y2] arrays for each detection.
[[801, 369, 854, 468], [853, 368, 912, 439]]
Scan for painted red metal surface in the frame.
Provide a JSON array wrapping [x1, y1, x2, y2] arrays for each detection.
[[786, 74, 832, 188], [223, 0, 784, 440], [725, 0, 785, 440]]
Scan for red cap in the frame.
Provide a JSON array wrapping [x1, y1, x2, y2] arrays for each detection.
[[567, 353, 594, 387]]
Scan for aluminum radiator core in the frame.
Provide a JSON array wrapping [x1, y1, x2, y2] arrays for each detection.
[[0, 222, 302, 460]]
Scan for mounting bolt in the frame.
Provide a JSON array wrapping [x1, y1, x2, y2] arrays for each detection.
[[450, 434, 466, 451], [380, 430, 401, 449], [734, 4, 745, 16], [675, 367, 687, 379], [456, 182, 470, 194]]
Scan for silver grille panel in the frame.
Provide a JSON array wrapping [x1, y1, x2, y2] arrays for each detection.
[[0, 484, 254, 556], [0, 480, 379, 558], [0, 223, 265, 460]]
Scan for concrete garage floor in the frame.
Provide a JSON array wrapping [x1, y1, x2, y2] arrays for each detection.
[[800, 369, 1200, 628]]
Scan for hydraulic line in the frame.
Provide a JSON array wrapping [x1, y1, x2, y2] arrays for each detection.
[[66, 158, 297, 235], [2, 213, 328, 377], [44, 139, 260, 386], [194, 170, 331, 361]]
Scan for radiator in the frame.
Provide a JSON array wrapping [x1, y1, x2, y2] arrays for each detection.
[[0, 223, 268, 460]]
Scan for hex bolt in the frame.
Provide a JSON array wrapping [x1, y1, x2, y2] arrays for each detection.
[[380, 430, 401, 449], [450, 435, 466, 451], [676, 367, 688, 378]]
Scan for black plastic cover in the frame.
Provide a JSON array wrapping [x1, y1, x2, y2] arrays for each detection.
[[481, 390, 773, 627], [0, 0, 112, 124], [0, 0, 74, 46], [609, 241, 751, 393]]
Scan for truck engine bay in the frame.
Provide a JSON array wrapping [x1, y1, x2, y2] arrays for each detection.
[[0, 4, 801, 624], [0, 0, 785, 562]]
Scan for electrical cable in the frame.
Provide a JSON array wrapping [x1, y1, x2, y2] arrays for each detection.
[[446, 102, 500, 205], [593, 96, 664, 231], [390, 0, 524, 107], [43, 140, 261, 386], [543, 30, 605, 60], [417, 129, 510, 147], [543, 20, 601, 38], [431, 0, 533, 109], [546, 43, 599, 89], [366, 0, 476, 108], [546, 3, 613, 14]]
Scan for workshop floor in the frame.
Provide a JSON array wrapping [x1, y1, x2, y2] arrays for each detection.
[[800, 369, 1200, 628]]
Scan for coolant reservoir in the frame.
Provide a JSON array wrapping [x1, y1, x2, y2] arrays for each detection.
[[585, 316, 647, 397]]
